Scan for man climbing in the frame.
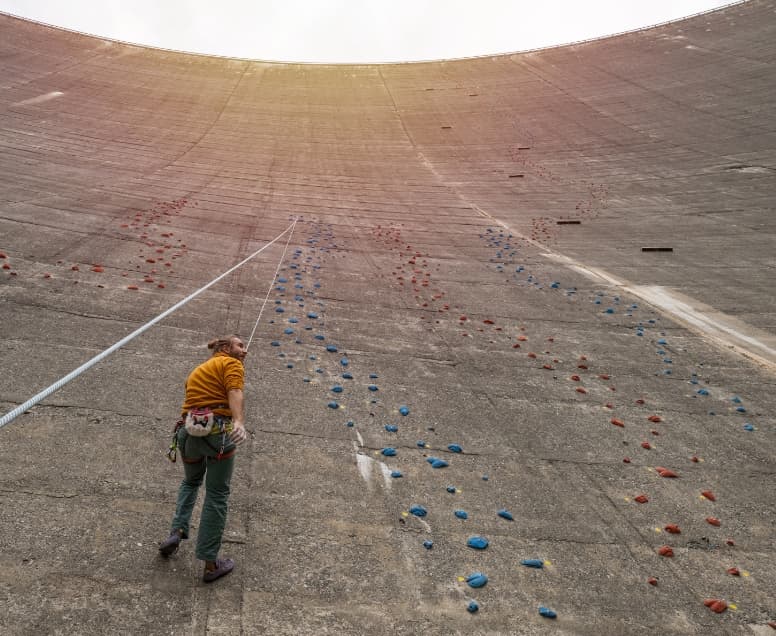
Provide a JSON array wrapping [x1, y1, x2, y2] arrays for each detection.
[[159, 335, 249, 583]]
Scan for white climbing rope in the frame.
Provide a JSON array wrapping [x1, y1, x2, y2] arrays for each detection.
[[245, 217, 297, 351], [0, 219, 298, 430]]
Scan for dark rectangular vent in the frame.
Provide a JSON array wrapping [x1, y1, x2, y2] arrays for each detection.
[[557, 220, 581, 225], [508, 174, 524, 178], [441, 126, 452, 129], [641, 247, 674, 252]]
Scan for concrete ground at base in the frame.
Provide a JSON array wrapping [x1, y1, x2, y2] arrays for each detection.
[[1, 2, 775, 634]]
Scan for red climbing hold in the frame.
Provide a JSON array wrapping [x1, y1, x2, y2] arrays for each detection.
[[664, 524, 681, 534], [703, 599, 728, 613], [656, 467, 678, 478], [727, 567, 740, 576], [634, 494, 649, 504], [701, 490, 717, 502], [647, 415, 662, 423], [483, 319, 494, 325], [611, 418, 624, 428], [623, 457, 631, 463], [577, 364, 588, 370], [512, 343, 521, 348], [598, 374, 610, 380], [71, 265, 80, 271], [604, 403, 614, 409], [576, 387, 587, 394], [706, 517, 721, 527], [91, 266, 104, 273], [127, 285, 139, 290], [641, 441, 652, 450], [635, 399, 645, 405], [691, 456, 700, 463], [658, 546, 674, 557], [527, 352, 537, 359], [543, 364, 554, 370], [647, 577, 658, 586], [726, 538, 736, 546], [570, 374, 581, 381], [459, 316, 467, 321]]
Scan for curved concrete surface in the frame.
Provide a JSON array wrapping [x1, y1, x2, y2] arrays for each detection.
[[1, 2, 774, 634]]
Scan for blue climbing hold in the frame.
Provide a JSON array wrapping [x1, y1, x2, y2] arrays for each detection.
[[385, 425, 398, 433], [447, 444, 463, 453], [284, 328, 294, 335], [736, 406, 746, 413], [382, 448, 397, 457], [417, 440, 427, 448], [391, 470, 402, 478], [326, 344, 338, 353], [657, 338, 667, 345], [604, 308, 614, 314], [399, 406, 410, 416], [307, 312, 318, 319], [731, 396, 742, 404], [446, 485, 456, 493], [467, 536, 489, 550], [331, 385, 343, 393], [521, 559, 543, 568], [697, 388, 709, 396], [289, 318, 298, 323], [303, 377, 310, 383], [454, 510, 468, 520], [275, 307, 285, 313], [409, 505, 427, 517], [465, 573, 488, 588], [743, 423, 755, 431], [467, 601, 479, 613], [539, 607, 557, 619], [271, 341, 280, 347], [423, 540, 433, 550], [427, 457, 449, 468], [327, 401, 339, 409], [309, 355, 317, 360], [368, 385, 378, 391], [278, 277, 287, 283], [497, 509, 514, 521], [314, 334, 325, 340], [482, 475, 489, 481], [286, 364, 294, 369], [369, 373, 378, 379], [346, 420, 354, 427]]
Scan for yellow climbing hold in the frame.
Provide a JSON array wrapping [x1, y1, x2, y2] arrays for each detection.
[[742, 571, 750, 577], [655, 528, 662, 533], [457, 576, 465, 583], [401, 511, 409, 517], [544, 560, 552, 566], [729, 604, 738, 611]]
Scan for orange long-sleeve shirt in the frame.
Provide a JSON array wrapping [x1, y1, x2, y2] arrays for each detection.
[[181, 351, 244, 418]]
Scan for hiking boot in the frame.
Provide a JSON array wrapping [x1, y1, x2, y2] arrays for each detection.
[[203, 558, 234, 583], [158, 530, 183, 557]]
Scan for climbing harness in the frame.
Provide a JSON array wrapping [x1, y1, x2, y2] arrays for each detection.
[[0, 218, 298, 430]]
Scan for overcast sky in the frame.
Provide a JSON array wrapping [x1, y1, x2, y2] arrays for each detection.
[[0, 0, 736, 63]]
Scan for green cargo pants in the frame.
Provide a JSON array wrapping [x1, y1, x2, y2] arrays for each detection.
[[170, 427, 236, 561]]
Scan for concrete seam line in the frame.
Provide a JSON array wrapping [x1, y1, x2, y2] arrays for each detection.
[[0, 219, 297, 430]]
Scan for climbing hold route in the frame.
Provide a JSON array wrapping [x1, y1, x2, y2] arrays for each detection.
[[465, 573, 488, 588], [467, 536, 489, 550]]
